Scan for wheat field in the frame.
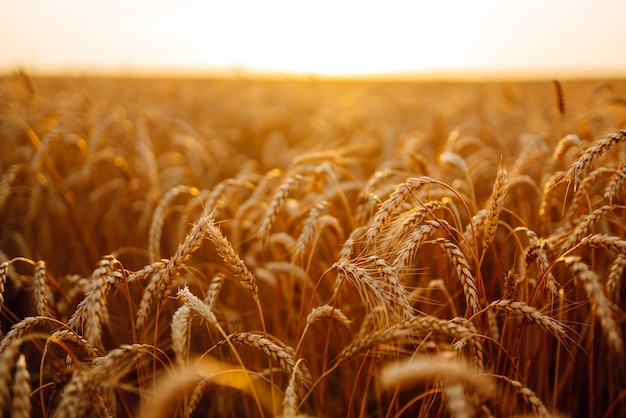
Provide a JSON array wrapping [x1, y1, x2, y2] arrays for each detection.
[[0, 73, 625, 417]]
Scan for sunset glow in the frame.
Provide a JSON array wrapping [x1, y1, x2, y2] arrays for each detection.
[[1, 0, 626, 79]]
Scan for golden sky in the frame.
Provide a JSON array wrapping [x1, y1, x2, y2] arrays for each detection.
[[1, 0, 625, 79]]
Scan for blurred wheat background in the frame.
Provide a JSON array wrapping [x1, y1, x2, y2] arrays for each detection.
[[0, 73, 625, 417]]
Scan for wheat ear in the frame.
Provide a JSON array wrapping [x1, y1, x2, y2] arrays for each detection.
[[219, 332, 311, 387], [205, 219, 258, 296], [434, 238, 481, 314], [257, 174, 302, 240], [607, 254, 626, 304], [566, 130, 626, 190], [136, 212, 211, 330], [482, 167, 508, 251], [497, 375, 551, 417], [561, 256, 622, 352], [488, 299, 567, 342], [148, 185, 199, 262], [365, 177, 435, 244], [68, 256, 117, 349], [11, 354, 31, 418], [33, 260, 53, 318]]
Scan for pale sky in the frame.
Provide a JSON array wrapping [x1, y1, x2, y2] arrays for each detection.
[[1, 0, 625, 79]]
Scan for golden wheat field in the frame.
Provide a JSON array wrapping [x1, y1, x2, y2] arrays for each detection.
[[1, 73, 625, 418]]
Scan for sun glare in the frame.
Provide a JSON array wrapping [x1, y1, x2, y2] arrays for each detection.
[[1, 0, 626, 78]]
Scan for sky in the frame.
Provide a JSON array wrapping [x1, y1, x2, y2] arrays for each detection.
[[1, 0, 626, 79]]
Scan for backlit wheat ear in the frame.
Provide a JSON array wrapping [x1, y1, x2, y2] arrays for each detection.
[[148, 185, 199, 262], [205, 219, 258, 296], [561, 256, 622, 352], [11, 354, 31, 418], [566, 130, 626, 190], [488, 299, 567, 342], [482, 167, 508, 251], [136, 212, 211, 330], [257, 174, 303, 240], [365, 177, 436, 244], [433, 238, 481, 315]]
